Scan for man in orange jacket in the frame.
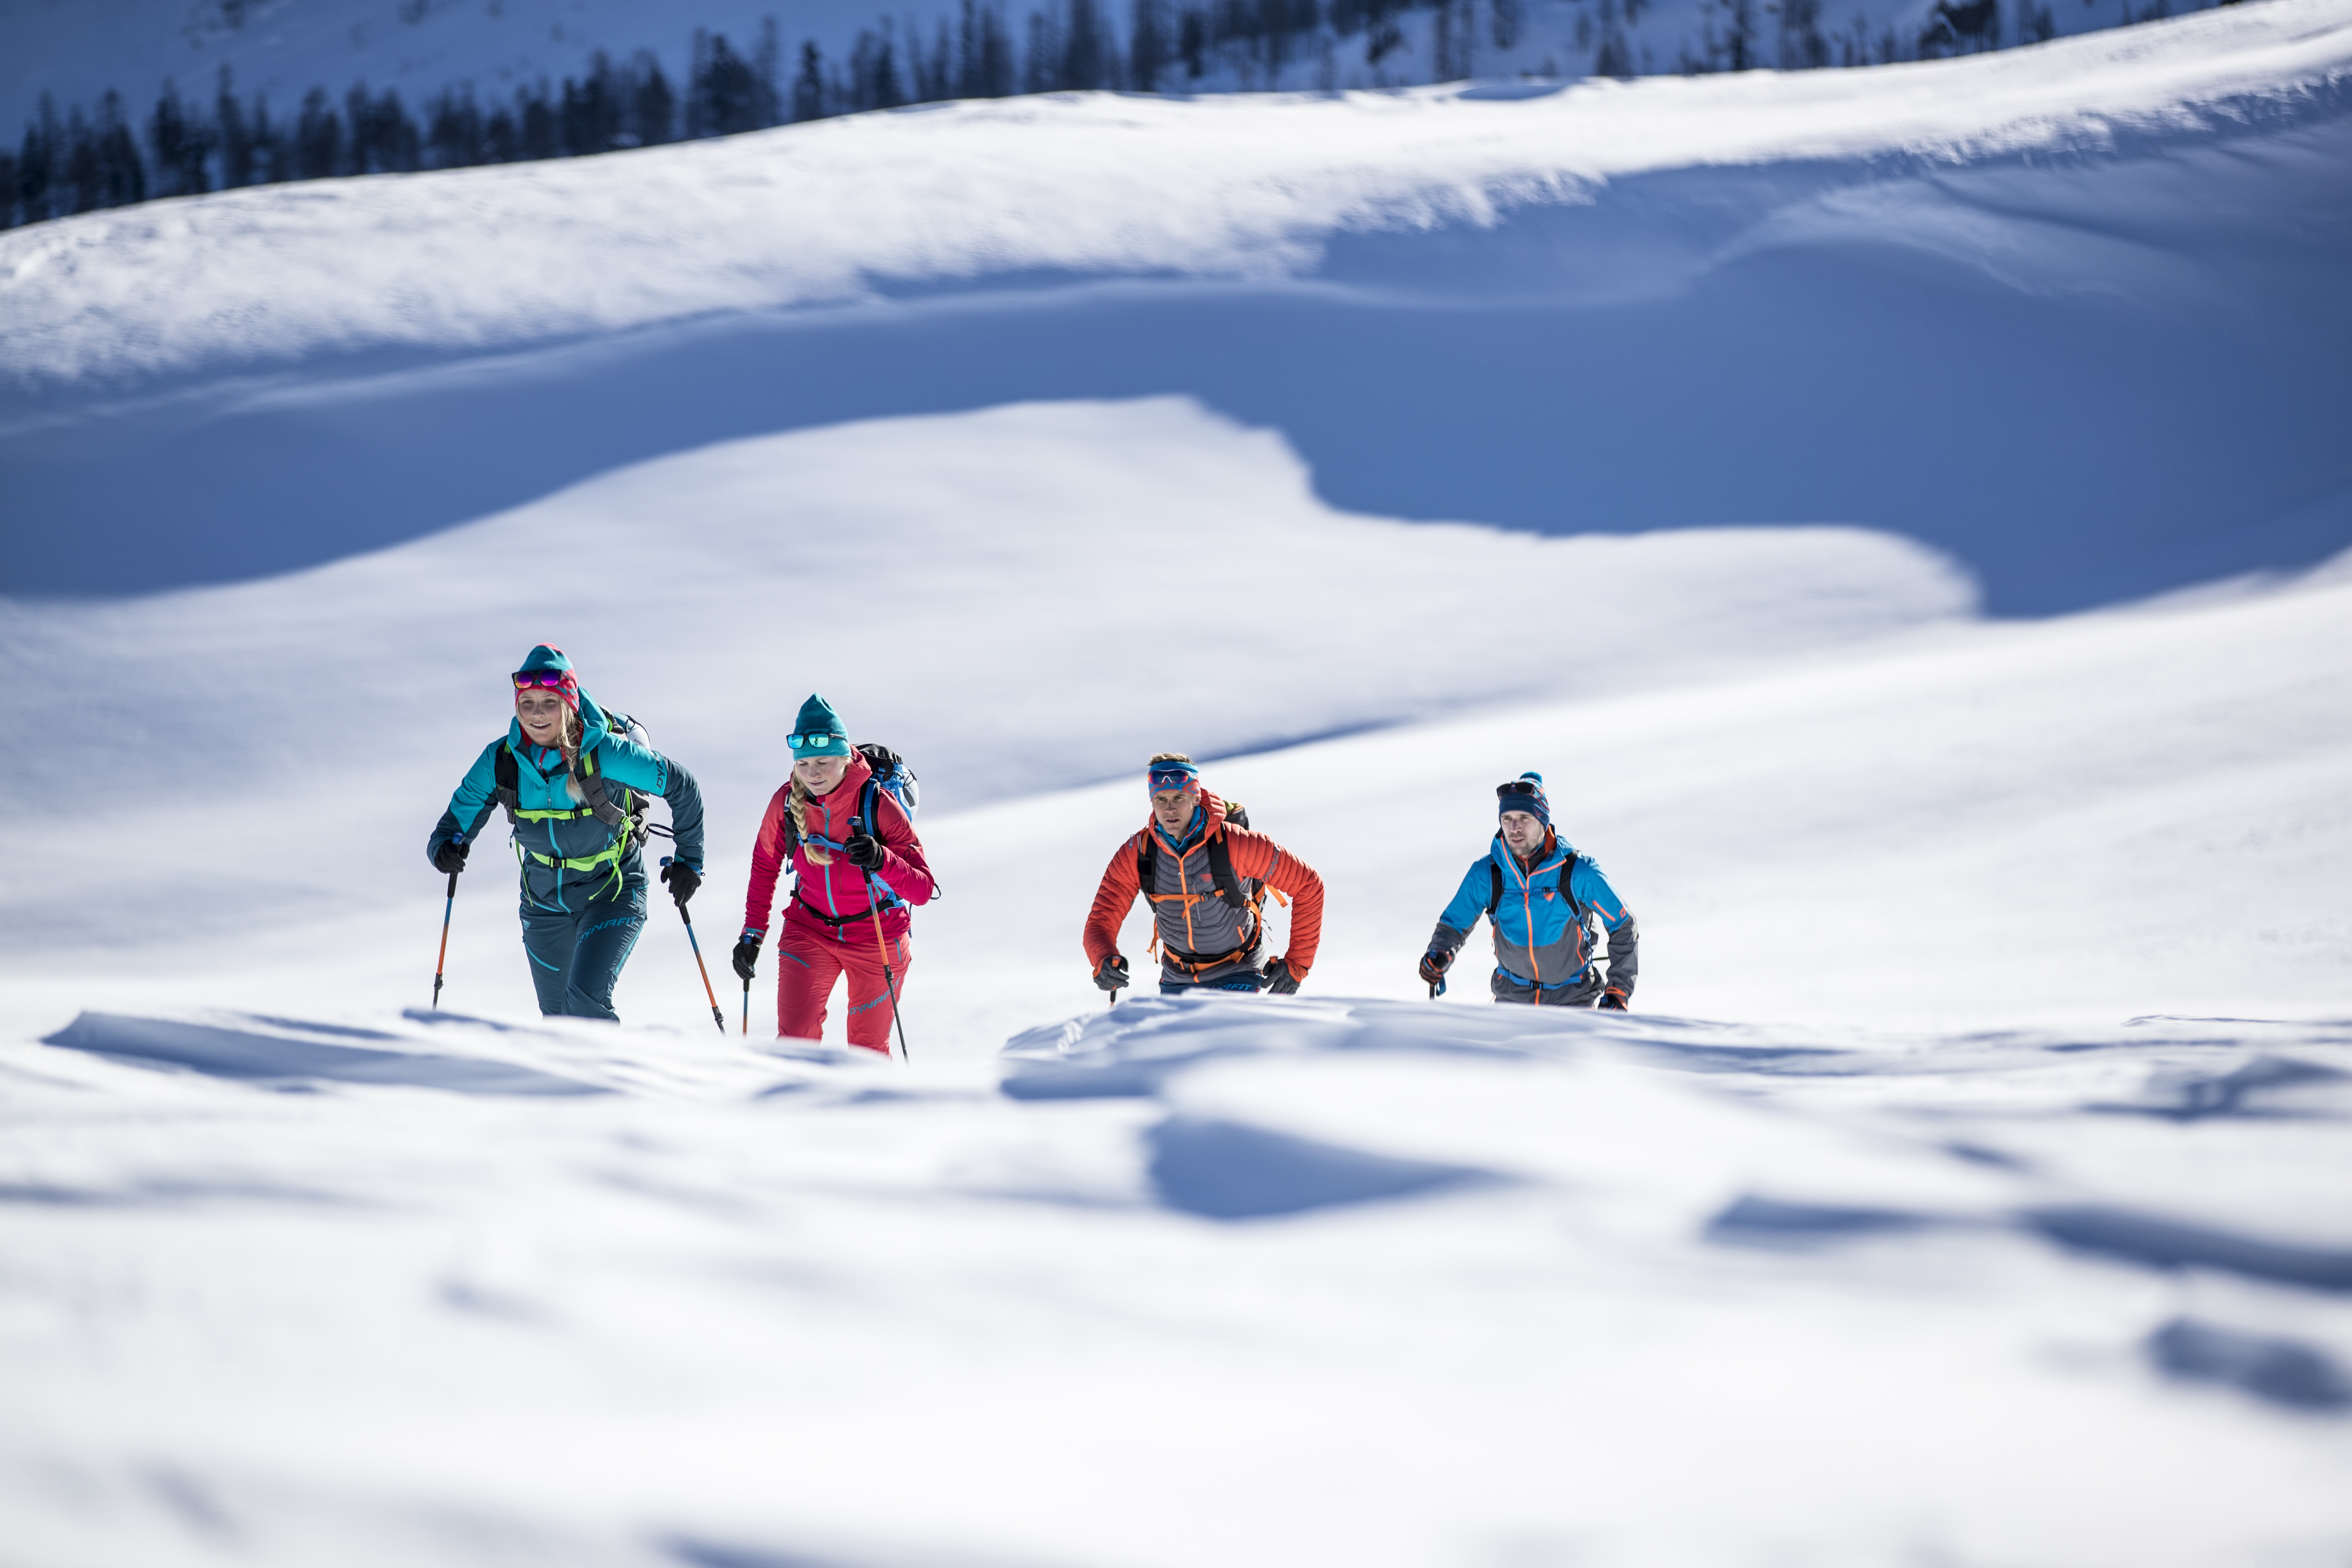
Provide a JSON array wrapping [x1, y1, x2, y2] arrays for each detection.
[[1084, 753, 1325, 997]]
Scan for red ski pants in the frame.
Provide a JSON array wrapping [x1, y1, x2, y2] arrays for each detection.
[[775, 914, 911, 1056]]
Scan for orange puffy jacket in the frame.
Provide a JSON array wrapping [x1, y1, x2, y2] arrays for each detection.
[[1084, 792, 1324, 979]]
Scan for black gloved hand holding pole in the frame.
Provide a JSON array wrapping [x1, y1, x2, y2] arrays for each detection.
[[731, 934, 762, 982], [1093, 954, 1130, 993], [660, 860, 700, 907], [1261, 957, 1302, 995], [433, 838, 470, 875], [843, 833, 886, 870], [1416, 949, 1452, 987]]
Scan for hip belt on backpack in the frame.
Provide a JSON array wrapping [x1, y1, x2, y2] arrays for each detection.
[[1161, 931, 1263, 975], [518, 836, 632, 898], [793, 891, 899, 930], [1500, 963, 1590, 991]]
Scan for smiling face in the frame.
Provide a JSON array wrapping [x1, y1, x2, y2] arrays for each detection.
[[1151, 785, 1200, 837], [1500, 810, 1547, 856], [515, 690, 571, 749], [794, 754, 850, 796]]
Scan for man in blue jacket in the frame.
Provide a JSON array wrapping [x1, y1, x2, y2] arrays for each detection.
[[1418, 772, 1639, 1008]]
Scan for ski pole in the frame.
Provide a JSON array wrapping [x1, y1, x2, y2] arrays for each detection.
[[432, 863, 459, 1008], [862, 872, 913, 1064], [662, 857, 726, 1035], [741, 973, 750, 1036]]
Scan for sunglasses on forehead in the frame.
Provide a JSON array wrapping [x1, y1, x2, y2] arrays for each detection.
[[786, 733, 840, 750], [1496, 780, 1544, 800], [512, 669, 571, 691]]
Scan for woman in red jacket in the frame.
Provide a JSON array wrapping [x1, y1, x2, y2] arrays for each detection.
[[732, 694, 935, 1055]]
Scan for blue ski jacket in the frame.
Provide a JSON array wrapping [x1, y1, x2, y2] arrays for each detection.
[[1429, 831, 1639, 999], [428, 693, 705, 910]]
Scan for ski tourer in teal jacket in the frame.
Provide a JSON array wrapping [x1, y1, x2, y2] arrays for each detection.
[[427, 645, 706, 1020], [1422, 772, 1638, 1007]]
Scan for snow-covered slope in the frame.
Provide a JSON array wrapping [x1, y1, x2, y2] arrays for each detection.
[[12, 1, 2349, 391], [5, 5, 2352, 1562], [6, 0, 2349, 610], [5, 998, 2349, 1567], [3, 396, 2346, 1052]]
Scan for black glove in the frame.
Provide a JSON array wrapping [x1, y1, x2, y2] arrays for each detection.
[[731, 934, 761, 981], [660, 860, 701, 906], [433, 838, 469, 875], [844, 833, 886, 870], [1093, 954, 1130, 992], [1417, 949, 1452, 987], [1261, 957, 1302, 995], [1598, 988, 1630, 1011]]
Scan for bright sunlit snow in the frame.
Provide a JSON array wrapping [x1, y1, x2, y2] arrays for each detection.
[[3, 3, 2351, 1564]]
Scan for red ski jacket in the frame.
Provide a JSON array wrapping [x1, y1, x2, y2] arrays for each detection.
[[743, 751, 935, 944]]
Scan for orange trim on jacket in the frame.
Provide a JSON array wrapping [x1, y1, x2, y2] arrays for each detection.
[[1083, 792, 1325, 975]]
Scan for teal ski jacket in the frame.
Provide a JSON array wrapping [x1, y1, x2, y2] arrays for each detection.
[[428, 693, 705, 909]]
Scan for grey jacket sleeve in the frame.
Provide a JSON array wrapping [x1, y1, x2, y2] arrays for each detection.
[[1603, 915, 1639, 999]]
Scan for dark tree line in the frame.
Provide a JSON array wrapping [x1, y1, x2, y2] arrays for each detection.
[[0, 0, 2111, 231]]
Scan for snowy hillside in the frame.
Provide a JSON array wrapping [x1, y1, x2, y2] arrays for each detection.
[[7, 0, 2350, 611], [3, 5, 2350, 1564]]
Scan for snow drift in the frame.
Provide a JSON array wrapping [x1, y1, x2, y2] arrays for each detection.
[[5, 996, 2349, 1566]]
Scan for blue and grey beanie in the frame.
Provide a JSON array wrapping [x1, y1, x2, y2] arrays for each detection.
[[787, 693, 851, 759], [1496, 771, 1550, 826]]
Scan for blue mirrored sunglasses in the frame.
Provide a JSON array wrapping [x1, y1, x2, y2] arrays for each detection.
[[787, 732, 842, 750]]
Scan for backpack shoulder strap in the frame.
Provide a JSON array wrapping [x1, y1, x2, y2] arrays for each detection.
[[1204, 827, 1251, 914], [569, 744, 631, 831], [493, 743, 521, 825], [1487, 857, 1503, 918], [1136, 830, 1157, 900], [1555, 849, 1586, 921]]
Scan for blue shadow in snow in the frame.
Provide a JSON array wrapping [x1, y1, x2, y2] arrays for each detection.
[[2023, 1206, 2352, 1293], [42, 1011, 603, 1096], [2147, 1318, 2352, 1414], [1704, 1194, 1935, 1246], [1148, 1114, 1498, 1220], [2087, 1054, 2348, 1123], [668, 1540, 868, 1568]]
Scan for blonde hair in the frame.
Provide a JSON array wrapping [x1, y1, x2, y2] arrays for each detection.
[[517, 692, 588, 801], [557, 708, 584, 801], [787, 755, 849, 865], [1149, 751, 1193, 765]]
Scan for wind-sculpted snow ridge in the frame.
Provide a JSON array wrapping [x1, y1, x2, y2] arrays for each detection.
[[3, 0, 2349, 395], [6, 994, 2348, 1566]]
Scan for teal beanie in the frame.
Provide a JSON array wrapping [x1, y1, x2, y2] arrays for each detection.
[[788, 693, 851, 758]]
